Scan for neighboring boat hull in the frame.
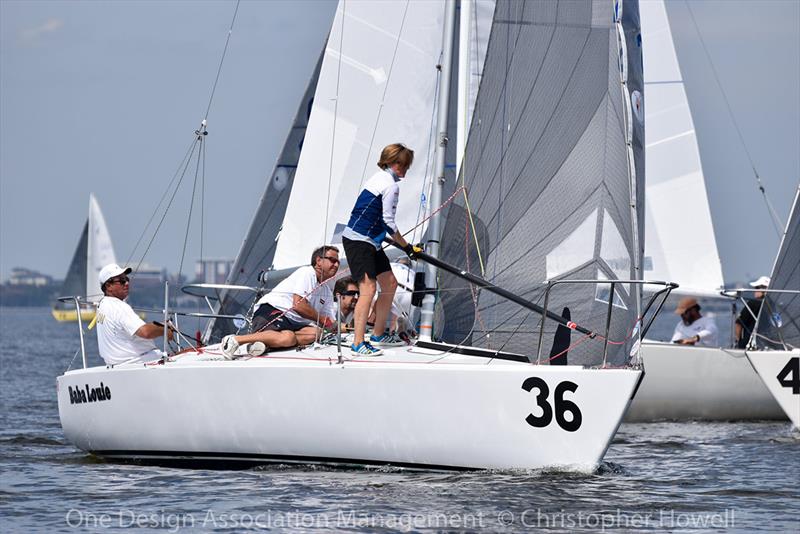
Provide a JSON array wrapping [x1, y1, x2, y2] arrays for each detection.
[[51, 307, 95, 323], [57, 348, 641, 471], [625, 342, 786, 421], [746, 349, 800, 428]]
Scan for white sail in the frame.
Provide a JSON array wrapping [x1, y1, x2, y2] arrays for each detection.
[[272, 0, 445, 269], [641, 0, 723, 295], [86, 193, 117, 302]]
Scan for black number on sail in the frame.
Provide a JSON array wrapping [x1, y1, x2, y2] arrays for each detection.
[[776, 357, 800, 394], [522, 378, 582, 431]]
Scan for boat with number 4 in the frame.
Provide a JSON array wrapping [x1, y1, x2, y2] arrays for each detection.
[[746, 186, 800, 428], [58, 0, 674, 471]]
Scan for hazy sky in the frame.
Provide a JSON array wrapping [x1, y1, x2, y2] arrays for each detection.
[[1, 0, 798, 286]]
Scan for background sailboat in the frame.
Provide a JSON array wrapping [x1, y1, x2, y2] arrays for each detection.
[[52, 194, 117, 322], [748, 185, 800, 427], [625, 0, 785, 421]]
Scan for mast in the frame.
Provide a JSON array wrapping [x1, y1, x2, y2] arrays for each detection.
[[419, 0, 457, 342]]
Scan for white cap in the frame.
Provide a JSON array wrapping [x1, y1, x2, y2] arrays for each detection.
[[749, 275, 770, 288], [99, 263, 132, 285]]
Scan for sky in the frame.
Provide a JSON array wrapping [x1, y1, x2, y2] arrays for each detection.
[[1, 0, 798, 286]]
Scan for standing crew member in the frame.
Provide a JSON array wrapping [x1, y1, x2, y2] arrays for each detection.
[[341, 143, 421, 356]]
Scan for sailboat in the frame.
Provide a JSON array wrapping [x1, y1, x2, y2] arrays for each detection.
[[747, 185, 800, 428], [624, 0, 785, 421], [52, 194, 118, 322], [57, 0, 668, 471]]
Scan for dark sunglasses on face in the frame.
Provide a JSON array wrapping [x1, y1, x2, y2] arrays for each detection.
[[341, 290, 359, 297], [324, 256, 340, 264], [109, 277, 129, 285]]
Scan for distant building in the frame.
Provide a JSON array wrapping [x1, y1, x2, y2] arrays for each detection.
[[194, 259, 233, 284], [8, 267, 53, 287]]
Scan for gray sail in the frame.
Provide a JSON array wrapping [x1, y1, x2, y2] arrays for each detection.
[[54, 220, 89, 310], [437, 0, 644, 366], [208, 53, 324, 342], [756, 187, 800, 350]]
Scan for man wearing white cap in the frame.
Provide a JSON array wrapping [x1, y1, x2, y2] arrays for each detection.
[[671, 297, 719, 347], [735, 276, 770, 349], [95, 263, 171, 365]]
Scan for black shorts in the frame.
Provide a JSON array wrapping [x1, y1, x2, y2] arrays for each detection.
[[251, 303, 310, 333], [342, 237, 391, 282]]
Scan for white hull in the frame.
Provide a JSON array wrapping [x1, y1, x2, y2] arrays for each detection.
[[625, 342, 786, 422], [58, 344, 640, 471], [746, 349, 800, 428]]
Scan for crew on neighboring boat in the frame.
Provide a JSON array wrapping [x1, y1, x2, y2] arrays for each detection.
[[96, 263, 172, 365], [735, 275, 770, 349], [341, 143, 421, 357], [671, 297, 719, 347], [220, 246, 341, 358]]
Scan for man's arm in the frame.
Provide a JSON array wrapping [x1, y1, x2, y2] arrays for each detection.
[[135, 322, 173, 340], [291, 294, 334, 329]]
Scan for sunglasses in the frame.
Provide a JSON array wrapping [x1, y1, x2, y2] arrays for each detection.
[[324, 256, 340, 264], [109, 276, 130, 285], [341, 290, 359, 297]]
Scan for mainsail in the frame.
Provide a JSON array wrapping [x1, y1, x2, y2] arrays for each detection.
[[436, 0, 645, 366], [640, 0, 723, 295], [756, 186, 800, 350]]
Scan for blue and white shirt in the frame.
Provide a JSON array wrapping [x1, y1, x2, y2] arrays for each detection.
[[342, 169, 400, 249]]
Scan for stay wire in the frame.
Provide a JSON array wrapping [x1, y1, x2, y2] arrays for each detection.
[[125, 138, 197, 269], [324, 0, 346, 249], [203, 0, 241, 121], [133, 139, 201, 275], [684, 0, 784, 236], [178, 138, 205, 284]]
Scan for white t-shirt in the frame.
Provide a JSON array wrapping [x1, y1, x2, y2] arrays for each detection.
[[96, 296, 159, 365], [256, 265, 335, 325], [671, 315, 719, 347]]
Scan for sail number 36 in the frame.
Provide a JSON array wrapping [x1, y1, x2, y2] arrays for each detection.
[[521, 377, 582, 432]]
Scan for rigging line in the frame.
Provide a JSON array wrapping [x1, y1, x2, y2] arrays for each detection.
[[203, 0, 241, 121], [133, 139, 201, 275], [324, 0, 346, 246], [412, 60, 442, 246], [683, 0, 784, 236], [200, 136, 206, 264], [178, 138, 205, 285], [356, 0, 412, 190], [125, 138, 197, 268]]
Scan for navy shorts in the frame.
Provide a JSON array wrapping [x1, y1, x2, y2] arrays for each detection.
[[251, 303, 310, 333], [342, 237, 391, 282]]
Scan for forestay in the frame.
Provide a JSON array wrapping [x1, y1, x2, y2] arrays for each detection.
[[756, 187, 800, 350], [640, 0, 723, 295], [209, 55, 324, 341], [271, 0, 446, 270], [436, 0, 645, 366]]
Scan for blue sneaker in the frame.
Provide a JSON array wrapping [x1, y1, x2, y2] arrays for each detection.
[[351, 342, 383, 356], [370, 332, 404, 346]]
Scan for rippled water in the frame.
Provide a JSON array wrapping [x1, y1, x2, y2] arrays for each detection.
[[1, 308, 798, 532]]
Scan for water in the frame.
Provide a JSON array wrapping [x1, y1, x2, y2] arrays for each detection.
[[1, 307, 798, 532]]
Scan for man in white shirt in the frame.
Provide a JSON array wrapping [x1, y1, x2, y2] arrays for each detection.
[[220, 246, 341, 358], [671, 297, 719, 347], [96, 264, 172, 365]]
